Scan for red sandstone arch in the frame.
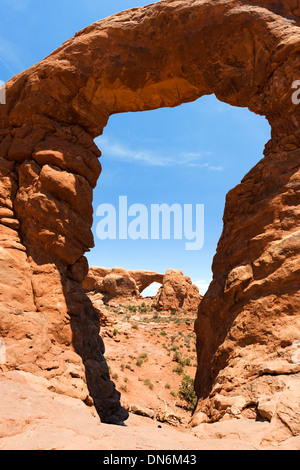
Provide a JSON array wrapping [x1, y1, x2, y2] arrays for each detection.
[[0, 0, 299, 426]]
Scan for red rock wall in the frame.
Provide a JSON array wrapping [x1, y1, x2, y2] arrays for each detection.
[[0, 0, 299, 426], [0, 120, 128, 424]]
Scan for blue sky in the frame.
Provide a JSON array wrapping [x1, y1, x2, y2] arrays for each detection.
[[0, 1, 271, 296]]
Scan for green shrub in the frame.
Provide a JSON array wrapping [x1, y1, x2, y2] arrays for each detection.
[[138, 352, 148, 360], [129, 305, 137, 312], [173, 351, 185, 366], [144, 378, 154, 390], [178, 375, 197, 411], [173, 364, 184, 375]]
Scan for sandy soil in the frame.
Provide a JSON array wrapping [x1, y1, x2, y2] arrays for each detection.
[[101, 297, 198, 427]]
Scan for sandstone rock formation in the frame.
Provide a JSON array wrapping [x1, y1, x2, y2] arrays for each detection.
[[82, 266, 201, 312], [154, 269, 202, 313], [0, 0, 299, 439], [83, 267, 140, 302], [128, 270, 164, 295], [1, 370, 299, 450], [82, 266, 164, 302]]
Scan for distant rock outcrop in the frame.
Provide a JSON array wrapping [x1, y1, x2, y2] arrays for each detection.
[[128, 270, 164, 295], [83, 267, 140, 302], [154, 269, 202, 313], [82, 266, 201, 312], [83, 266, 164, 301]]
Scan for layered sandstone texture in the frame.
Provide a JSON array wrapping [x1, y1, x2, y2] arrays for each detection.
[[0, 0, 299, 439]]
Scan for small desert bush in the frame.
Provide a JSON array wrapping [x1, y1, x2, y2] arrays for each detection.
[[144, 378, 154, 390], [138, 352, 148, 360], [178, 375, 197, 411], [173, 364, 184, 375], [128, 305, 137, 312]]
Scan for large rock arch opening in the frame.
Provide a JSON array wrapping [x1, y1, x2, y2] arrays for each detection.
[[0, 0, 299, 426]]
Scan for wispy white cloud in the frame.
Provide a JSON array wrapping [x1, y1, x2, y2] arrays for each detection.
[[208, 166, 223, 172], [96, 137, 223, 171], [194, 279, 211, 295], [0, 35, 25, 75], [180, 151, 212, 160], [0, 2, 31, 77], [98, 137, 168, 167], [3, 0, 31, 12]]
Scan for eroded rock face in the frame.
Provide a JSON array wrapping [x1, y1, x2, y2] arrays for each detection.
[[82, 266, 200, 312], [83, 267, 140, 302], [194, 149, 300, 431], [0, 0, 299, 434], [128, 270, 165, 295], [82, 266, 164, 302], [154, 269, 202, 313]]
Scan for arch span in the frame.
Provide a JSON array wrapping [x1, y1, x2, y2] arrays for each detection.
[[0, 0, 299, 425]]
